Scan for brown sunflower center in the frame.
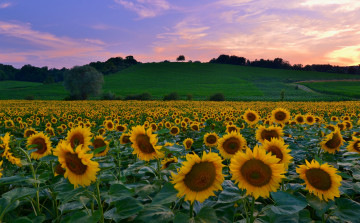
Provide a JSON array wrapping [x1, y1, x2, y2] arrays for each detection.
[[55, 163, 65, 175], [275, 111, 286, 121], [65, 153, 87, 175], [32, 137, 47, 154], [192, 125, 199, 131], [117, 126, 125, 131], [325, 133, 342, 149], [93, 138, 106, 149], [107, 122, 113, 129], [227, 126, 237, 133], [122, 135, 131, 144], [247, 113, 256, 122], [25, 130, 36, 137], [186, 140, 192, 148], [241, 159, 272, 187], [223, 137, 241, 154], [136, 134, 155, 154], [260, 130, 279, 141], [327, 126, 335, 131], [305, 168, 332, 191], [70, 133, 84, 148], [170, 127, 179, 134], [266, 146, 283, 162], [296, 116, 304, 123], [206, 135, 217, 145], [183, 161, 216, 192], [307, 117, 314, 123], [353, 141, 360, 152]]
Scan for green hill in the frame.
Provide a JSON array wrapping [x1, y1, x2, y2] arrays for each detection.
[[1, 62, 360, 100]]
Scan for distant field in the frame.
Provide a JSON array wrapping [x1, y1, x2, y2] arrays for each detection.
[[302, 81, 360, 98], [1, 63, 360, 100]]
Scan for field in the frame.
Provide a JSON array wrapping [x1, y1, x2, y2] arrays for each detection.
[[302, 81, 360, 99], [1, 100, 360, 222], [1, 63, 360, 100]]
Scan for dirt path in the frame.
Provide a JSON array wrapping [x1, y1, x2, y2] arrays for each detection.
[[289, 84, 319, 93], [295, 79, 360, 83]]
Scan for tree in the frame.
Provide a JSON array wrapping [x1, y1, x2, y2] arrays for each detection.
[[64, 65, 104, 100], [176, 55, 185, 62]]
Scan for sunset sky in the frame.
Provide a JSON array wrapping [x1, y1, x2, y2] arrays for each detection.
[[0, 0, 360, 68]]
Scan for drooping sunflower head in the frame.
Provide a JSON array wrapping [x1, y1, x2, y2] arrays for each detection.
[[296, 160, 342, 201], [54, 142, 100, 188], [24, 128, 37, 138], [320, 127, 344, 154], [130, 125, 164, 161], [171, 151, 224, 203], [255, 125, 284, 144], [115, 124, 127, 132], [271, 108, 290, 124], [346, 137, 360, 153], [226, 124, 240, 134], [203, 132, 219, 147], [66, 126, 92, 151], [27, 132, 52, 160], [183, 138, 194, 150], [244, 109, 260, 125], [161, 157, 178, 169], [170, 126, 180, 136], [261, 138, 293, 169], [217, 131, 247, 159], [295, 114, 305, 124], [120, 133, 132, 145], [92, 135, 109, 157], [229, 146, 286, 199]]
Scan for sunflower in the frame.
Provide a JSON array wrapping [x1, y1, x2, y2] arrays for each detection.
[[243, 109, 260, 125], [24, 128, 37, 138], [4, 120, 14, 128], [170, 126, 180, 136], [92, 135, 109, 157], [54, 162, 65, 176], [218, 131, 247, 159], [183, 138, 194, 150], [305, 114, 316, 125], [261, 138, 292, 169], [190, 123, 200, 131], [54, 141, 100, 188], [171, 151, 224, 203], [0, 160, 3, 178], [320, 127, 344, 154], [226, 124, 240, 133], [0, 133, 11, 157], [229, 146, 286, 199], [119, 133, 131, 145], [115, 124, 127, 132], [150, 123, 157, 131], [161, 157, 178, 169], [255, 125, 284, 144], [271, 108, 290, 124], [130, 125, 164, 161], [66, 126, 92, 150], [326, 125, 336, 131], [203, 132, 219, 147], [346, 137, 360, 153], [295, 114, 305, 124], [27, 132, 52, 160], [296, 160, 341, 201], [104, 120, 115, 131]]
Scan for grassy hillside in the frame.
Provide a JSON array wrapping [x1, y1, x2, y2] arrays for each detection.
[[1, 63, 360, 100], [302, 81, 360, 99]]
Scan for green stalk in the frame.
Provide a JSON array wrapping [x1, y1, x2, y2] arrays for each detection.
[[250, 196, 255, 223], [95, 180, 104, 223], [157, 158, 162, 180], [189, 202, 194, 218]]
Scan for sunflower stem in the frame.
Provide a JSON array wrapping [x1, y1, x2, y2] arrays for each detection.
[[95, 180, 104, 223], [157, 158, 162, 180], [250, 196, 255, 223], [189, 202, 194, 218]]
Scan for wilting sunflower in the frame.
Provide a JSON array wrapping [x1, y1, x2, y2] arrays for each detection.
[[346, 137, 360, 153], [120, 133, 131, 144], [161, 157, 178, 169], [295, 114, 305, 124], [170, 126, 180, 136], [0, 160, 3, 178], [92, 135, 109, 157], [183, 138, 194, 150], [271, 108, 290, 124], [261, 138, 292, 169], [130, 125, 164, 161], [255, 125, 284, 144], [115, 124, 127, 132], [229, 146, 286, 199], [320, 127, 344, 154], [203, 132, 219, 147], [27, 132, 52, 160], [218, 131, 247, 159], [226, 124, 240, 133], [66, 126, 92, 150], [24, 128, 37, 138], [243, 109, 260, 125], [54, 142, 100, 188], [296, 160, 341, 201], [171, 151, 224, 203]]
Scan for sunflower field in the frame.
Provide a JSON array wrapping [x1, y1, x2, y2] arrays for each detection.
[[1, 100, 360, 223]]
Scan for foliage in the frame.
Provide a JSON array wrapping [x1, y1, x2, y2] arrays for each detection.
[[209, 93, 225, 101], [163, 92, 180, 101], [124, 92, 152, 101], [176, 55, 185, 62]]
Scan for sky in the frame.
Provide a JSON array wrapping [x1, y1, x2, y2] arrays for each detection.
[[0, 0, 360, 68]]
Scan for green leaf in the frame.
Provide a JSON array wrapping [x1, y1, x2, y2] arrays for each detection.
[[152, 182, 178, 205], [136, 205, 174, 223], [92, 145, 107, 155], [217, 180, 243, 203], [39, 155, 58, 162], [299, 209, 312, 223], [58, 201, 84, 213], [115, 197, 143, 220], [13, 217, 32, 223], [195, 206, 217, 223], [306, 194, 334, 217], [104, 183, 133, 204], [0, 176, 28, 185], [270, 191, 307, 215], [174, 212, 190, 223], [2, 187, 38, 202], [0, 198, 19, 217], [60, 210, 101, 223], [334, 198, 360, 222]]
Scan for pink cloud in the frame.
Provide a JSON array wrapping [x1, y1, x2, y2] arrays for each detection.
[[114, 0, 170, 18], [0, 2, 11, 9]]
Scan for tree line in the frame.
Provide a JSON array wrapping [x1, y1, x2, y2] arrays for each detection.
[[209, 54, 360, 74], [0, 56, 139, 83]]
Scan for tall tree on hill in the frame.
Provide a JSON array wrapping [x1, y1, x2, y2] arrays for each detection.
[[64, 65, 104, 100], [176, 55, 185, 62]]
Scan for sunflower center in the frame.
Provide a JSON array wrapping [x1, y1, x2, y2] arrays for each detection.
[[325, 133, 342, 149], [32, 137, 47, 154], [261, 130, 279, 141], [327, 126, 335, 131], [107, 123, 113, 129], [305, 168, 332, 191], [275, 111, 286, 121], [165, 160, 176, 168], [65, 153, 87, 175], [296, 117, 304, 123], [122, 135, 131, 144], [136, 134, 155, 154], [186, 140, 192, 148], [170, 127, 178, 134], [223, 137, 241, 154], [183, 162, 216, 192], [353, 141, 360, 152], [55, 163, 65, 175], [93, 139, 106, 149], [206, 135, 217, 144], [247, 113, 256, 122], [192, 125, 199, 131], [117, 126, 125, 131], [25, 130, 36, 137], [307, 117, 313, 123], [241, 159, 272, 187], [227, 126, 237, 133], [267, 146, 283, 162], [70, 133, 84, 148]]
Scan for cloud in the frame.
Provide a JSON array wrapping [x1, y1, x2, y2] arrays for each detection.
[[0, 2, 11, 9], [114, 0, 170, 18]]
